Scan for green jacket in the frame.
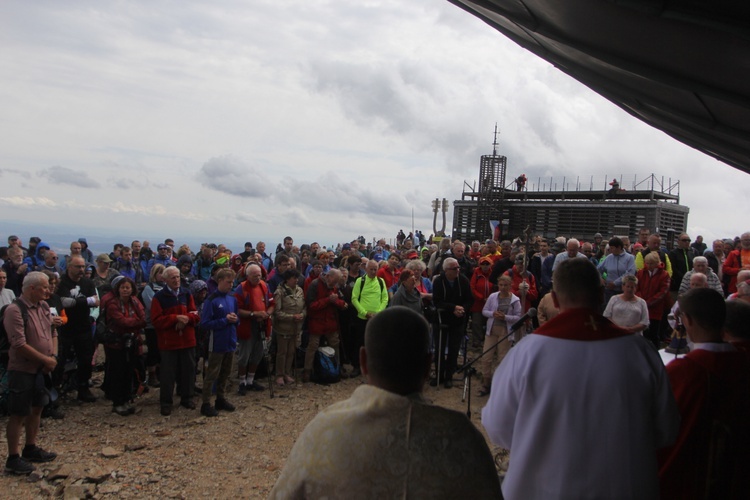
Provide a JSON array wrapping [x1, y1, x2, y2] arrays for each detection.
[[351, 275, 389, 320]]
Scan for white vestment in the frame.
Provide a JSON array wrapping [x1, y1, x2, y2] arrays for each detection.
[[482, 308, 680, 500]]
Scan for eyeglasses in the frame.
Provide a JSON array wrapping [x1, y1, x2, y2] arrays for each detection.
[[445, 267, 460, 271], [680, 238, 691, 242]]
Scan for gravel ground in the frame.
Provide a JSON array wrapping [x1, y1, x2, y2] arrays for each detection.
[[1, 358, 505, 499]]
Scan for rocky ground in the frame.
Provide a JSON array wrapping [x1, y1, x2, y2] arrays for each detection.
[[1, 360, 506, 499]]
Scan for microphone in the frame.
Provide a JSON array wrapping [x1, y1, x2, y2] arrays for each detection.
[[509, 308, 537, 332]]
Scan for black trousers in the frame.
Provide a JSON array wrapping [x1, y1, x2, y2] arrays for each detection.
[[433, 321, 465, 382], [104, 346, 131, 406], [56, 331, 94, 389], [159, 347, 196, 406], [350, 317, 369, 369]]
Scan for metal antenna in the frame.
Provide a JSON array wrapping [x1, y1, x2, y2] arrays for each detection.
[[492, 123, 499, 156]]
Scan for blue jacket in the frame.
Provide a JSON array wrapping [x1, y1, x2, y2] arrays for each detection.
[[147, 256, 174, 276], [200, 290, 238, 353], [23, 241, 50, 270]]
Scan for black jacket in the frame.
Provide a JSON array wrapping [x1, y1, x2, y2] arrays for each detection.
[[433, 274, 474, 326], [56, 274, 97, 334]]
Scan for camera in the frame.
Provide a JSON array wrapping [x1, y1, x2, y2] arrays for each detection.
[[122, 333, 135, 349]]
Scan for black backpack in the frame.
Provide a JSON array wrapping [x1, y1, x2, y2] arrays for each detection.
[[0, 299, 29, 364]]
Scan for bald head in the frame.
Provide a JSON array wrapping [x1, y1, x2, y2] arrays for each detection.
[[689, 273, 708, 289]]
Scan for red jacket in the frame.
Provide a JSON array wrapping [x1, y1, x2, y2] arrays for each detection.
[[306, 278, 346, 336], [636, 267, 671, 319], [377, 266, 400, 289], [151, 286, 200, 351], [105, 296, 146, 350], [658, 349, 750, 499], [234, 280, 272, 341], [504, 268, 538, 312], [723, 249, 748, 294], [470, 268, 496, 313]]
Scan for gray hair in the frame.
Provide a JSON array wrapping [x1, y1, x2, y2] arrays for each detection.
[[442, 257, 458, 269], [162, 266, 180, 278], [22, 271, 48, 292], [693, 256, 708, 265], [405, 259, 426, 274]]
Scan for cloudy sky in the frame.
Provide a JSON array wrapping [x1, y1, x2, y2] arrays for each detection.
[[1, 0, 747, 249]]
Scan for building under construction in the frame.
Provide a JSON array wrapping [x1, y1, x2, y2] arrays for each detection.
[[451, 141, 689, 243]]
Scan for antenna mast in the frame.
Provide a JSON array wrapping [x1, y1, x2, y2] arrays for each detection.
[[492, 123, 499, 156]]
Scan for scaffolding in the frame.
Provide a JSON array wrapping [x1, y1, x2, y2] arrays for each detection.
[[453, 172, 688, 242]]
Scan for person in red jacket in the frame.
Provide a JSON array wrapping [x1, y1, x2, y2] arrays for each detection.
[[234, 263, 273, 395], [636, 252, 671, 349], [504, 254, 538, 314], [104, 277, 146, 416], [722, 231, 750, 294], [151, 266, 200, 416], [376, 254, 401, 289], [470, 256, 496, 348], [658, 288, 750, 499], [304, 269, 348, 382]]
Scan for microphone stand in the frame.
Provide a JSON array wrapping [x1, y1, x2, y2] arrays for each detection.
[[457, 324, 523, 419]]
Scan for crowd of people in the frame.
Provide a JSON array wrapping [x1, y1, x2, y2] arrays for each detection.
[[2, 229, 750, 498]]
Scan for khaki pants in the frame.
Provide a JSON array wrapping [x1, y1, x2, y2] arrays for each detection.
[[481, 325, 511, 387], [276, 334, 299, 377], [202, 351, 233, 404]]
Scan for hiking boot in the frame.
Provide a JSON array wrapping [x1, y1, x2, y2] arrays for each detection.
[[22, 445, 57, 463], [77, 387, 97, 403], [160, 405, 172, 416], [5, 455, 35, 475], [237, 383, 247, 396], [179, 399, 196, 410], [112, 405, 131, 416], [429, 378, 438, 387], [126, 403, 136, 414], [215, 398, 235, 412], [42, 406, 65, 420], [444, 379, 453, 389], [248, 381, 265, 392], [200, 403, 218, 417]]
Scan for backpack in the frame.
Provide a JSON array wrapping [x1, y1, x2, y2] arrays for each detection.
[[357, 276, 385, 302], [312, 346, 340, 384], [0, 299, 30, 364]]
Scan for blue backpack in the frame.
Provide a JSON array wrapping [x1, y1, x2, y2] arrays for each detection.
[[312, 346, 340, 384]]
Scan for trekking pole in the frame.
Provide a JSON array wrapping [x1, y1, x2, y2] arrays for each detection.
[[264, 339, 274, 399], [436, 311, 443, 391]]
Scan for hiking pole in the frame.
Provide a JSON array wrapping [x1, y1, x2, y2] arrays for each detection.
[[436, 310, 443, 391], [264, 339, 274, 399]]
